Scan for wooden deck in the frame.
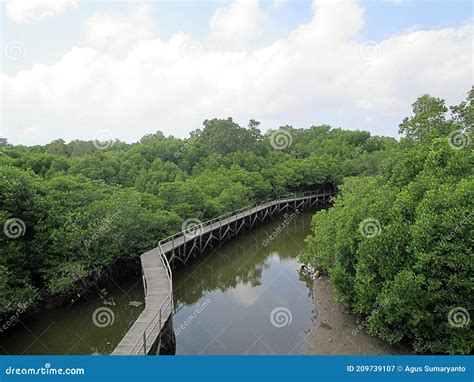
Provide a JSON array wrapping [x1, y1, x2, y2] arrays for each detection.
[[112, 247, 173, 355], [112, 190, 333, 355]]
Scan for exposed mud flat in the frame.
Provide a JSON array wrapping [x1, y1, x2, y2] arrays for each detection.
[[304, 276, 409, 355]]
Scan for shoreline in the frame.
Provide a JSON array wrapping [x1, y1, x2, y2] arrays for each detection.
[[303, 275, 409, 355]]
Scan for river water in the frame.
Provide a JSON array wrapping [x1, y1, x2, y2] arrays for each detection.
[[1, 210, 394, 355], [172, 210, 315, 355]]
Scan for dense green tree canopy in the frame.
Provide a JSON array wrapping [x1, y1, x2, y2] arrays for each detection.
[[302, 89, 473, 354], [0, 116, 394, 319], [1, 89, 471, 355]]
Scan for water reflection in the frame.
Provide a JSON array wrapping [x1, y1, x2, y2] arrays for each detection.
[[0, 280, 145, 355], [172, 211, 316, 355], [0, 210, 316, 355]]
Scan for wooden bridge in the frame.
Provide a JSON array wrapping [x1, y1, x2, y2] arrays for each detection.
[[112, 190, 334, 355]]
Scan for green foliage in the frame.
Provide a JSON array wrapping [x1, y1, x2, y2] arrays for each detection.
[[2, 89, 471, 355], [0, 117, 391, 318], [303, 90, 473, 354]]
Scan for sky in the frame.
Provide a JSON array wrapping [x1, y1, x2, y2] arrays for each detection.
[[0, 0, 472, 145]]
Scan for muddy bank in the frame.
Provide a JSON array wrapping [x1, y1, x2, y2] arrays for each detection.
[[304, 275, 409, 355]]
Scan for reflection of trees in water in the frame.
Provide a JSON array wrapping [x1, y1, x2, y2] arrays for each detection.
[[297, 270, 314, 301], [173, 212, 314, 306], [0, 280, 145, 355], [173, 235, 268, 306]]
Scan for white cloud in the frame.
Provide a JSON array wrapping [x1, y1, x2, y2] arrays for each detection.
[[311, 0, 364, 38], [1, 0, 472, 145], [5, 0, 78, 23], [85, 4, 156, 53], [209, 0, 264, 47], [231, 282, 260, 306]]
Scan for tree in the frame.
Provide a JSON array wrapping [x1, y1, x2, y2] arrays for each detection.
[[399, 94, 451, 140], [0, 110, 399, 333], [303, 90, 473, 354]]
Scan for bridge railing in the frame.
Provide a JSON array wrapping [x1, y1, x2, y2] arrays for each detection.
[[157, 189, 334, 250], [127, 189, 334, 355], [128, 289, 173, 355], [127, 244, 174, 355], [158, 242, 173, 289]]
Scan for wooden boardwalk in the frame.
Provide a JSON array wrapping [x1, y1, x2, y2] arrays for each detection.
[[112, 190, 333, 355], [112, 247, 173, 355]]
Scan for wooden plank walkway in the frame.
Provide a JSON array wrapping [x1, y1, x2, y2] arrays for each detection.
[[112, 190, 333, 355], [112, 247, 173, 355]]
